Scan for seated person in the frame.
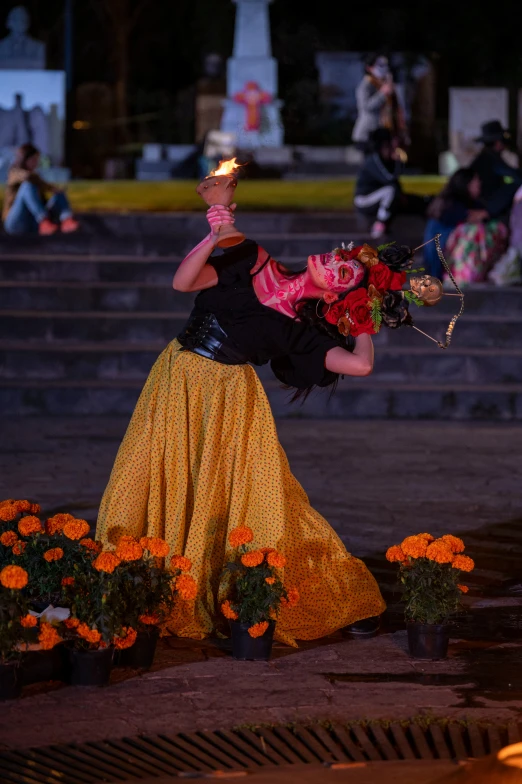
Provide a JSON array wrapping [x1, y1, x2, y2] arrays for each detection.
[[2, 143, 79, 236], [470, 120, 522, 224], [353, 128, 427, 240]]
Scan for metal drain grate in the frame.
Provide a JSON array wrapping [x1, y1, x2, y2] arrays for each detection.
[[1, 721, 520, 783]]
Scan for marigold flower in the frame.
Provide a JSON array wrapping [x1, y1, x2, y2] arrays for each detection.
[[0, 504, 18, 522], [385, 545, 406, 563], [170, 554, 192, 572], [140, 536, 170, 557], [115, 535, 144, 561], [0, 530, 18, 547], [282, 587, 299, 608], [416, 533, 435, 542], [401, 535, 428, 559], [64, 617, 80, 629], [139, 613, 160, 625], [248, 621, 269, 638], [38, 622, 62, 650], [265, 577, 276, 585], [77, 623, 102, 644], [43, 547, 64, 562], [241, 550, 264, 568], [61, 576, 75, 586], [18, 515, 42, 536], [260, 547, 276, 555], [45, 513, 75, 535], [0, 498, 14, 508], [267, 551, 287, 568], [20, 613, 37, 628], [221, 600, 238, 620], [12, 541, 26, 556], [452, 554, 475, 572], [458, 584, 469, 593], [228, 525, 254, 548], [425, 541, 454, 564], [79, 537, 101, 553], [176, 573, 198, 600], [0, 564, 28, 589], [441, 535, 465, 554], [63, 518, 91, 541], [113, 627, 138, 650], [93, 551, 121, 573]]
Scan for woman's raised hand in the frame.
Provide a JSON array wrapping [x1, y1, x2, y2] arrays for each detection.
[[206, 204, 236, 236]]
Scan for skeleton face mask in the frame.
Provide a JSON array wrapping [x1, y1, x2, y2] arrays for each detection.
[[409, 275, 444, 307]]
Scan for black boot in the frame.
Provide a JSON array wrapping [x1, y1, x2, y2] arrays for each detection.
[[343, 616, 381, 638]]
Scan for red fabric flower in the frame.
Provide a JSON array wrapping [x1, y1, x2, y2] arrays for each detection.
[[345, 288, 375, 337], [324, 297, 349, 325], [368, 262, 394, 291]]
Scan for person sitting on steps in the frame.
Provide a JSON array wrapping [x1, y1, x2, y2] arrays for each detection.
[[2, 143, 79, 237]]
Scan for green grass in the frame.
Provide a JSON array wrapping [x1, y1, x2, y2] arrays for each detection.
[[0, 176, 447, 213]]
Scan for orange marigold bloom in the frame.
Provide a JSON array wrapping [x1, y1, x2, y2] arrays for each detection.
[[0, 530, 18, 547], [170, 554, 192, 572], [228, 525, 254, 548], [115, 535, 143, 562], [20, 613, 37, 628], [221, 600, 238, 620], [139, 613, 160, 625], [452, 554, 475, 573], [63, 518, 90, 541], [241, 550, 264, 568], [425, 541, 454, 564], [61, 576, 75, 586], [416, 533, 435, 542], [0, 564, 28, 589], [64, 617, 80, 629], [14, 500, 31, 513], [248, 621, 269, 638], [176, 573, 198, 600], [401, 535, 428, 559], [0, 499, 14, 508], [265, 577, 276, 585], [113, 627, 138, 650], [386, 545, 406, 563], [441, 535, 465, 554], [77, 623, 102, 644], [12, 541, 26, 556], [267, 551, 287, 568], [43, 547, 64, 562], [45, 513, 75, 535], [80, 537, 101, 553], [458, 584, 469, 593], [38, 622, 62, 650], [18, 515, 42, 536], [93, 551, 121, 573], [260, 547, 276, 555], [0, 504, 18, 522], [283, 587, 299, 608], [140, 536, 170, 557]]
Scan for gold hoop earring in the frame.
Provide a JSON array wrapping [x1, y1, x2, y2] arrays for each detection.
[[316, 300, 332, 319]]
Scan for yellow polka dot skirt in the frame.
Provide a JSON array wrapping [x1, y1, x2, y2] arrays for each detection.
[[96, 340, 386, 646]]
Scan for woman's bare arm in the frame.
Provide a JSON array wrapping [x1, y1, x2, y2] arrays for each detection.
[[325, 334, 374, 377], [172, 205, 235, 292]]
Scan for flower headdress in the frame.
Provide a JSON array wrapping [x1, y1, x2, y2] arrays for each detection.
[[324, 235, 464, 349]]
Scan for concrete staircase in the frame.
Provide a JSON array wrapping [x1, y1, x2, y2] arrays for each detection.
[[1, 212, 522, 419]]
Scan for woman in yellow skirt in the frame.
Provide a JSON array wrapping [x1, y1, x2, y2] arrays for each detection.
[[97, 205, 389, 647]]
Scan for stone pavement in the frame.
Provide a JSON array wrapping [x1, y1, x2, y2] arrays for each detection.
[[0, 417, 522, 751]]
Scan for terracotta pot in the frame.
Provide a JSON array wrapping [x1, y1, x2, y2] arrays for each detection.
[[229, 620, 275, 661], [407, 622, 449, 660]]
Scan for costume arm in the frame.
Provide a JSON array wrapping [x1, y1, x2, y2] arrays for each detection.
[[325, 334, 374, 377], [358, 79, 387, 112], [172, 206, 234, 292]]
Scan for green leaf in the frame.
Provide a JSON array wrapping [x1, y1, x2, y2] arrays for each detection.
[[377, 242, 394, 251]]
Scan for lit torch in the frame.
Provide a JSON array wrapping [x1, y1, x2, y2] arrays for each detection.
[[196, 158, 246, 248]]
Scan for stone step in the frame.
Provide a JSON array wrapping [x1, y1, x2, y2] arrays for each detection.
[[1, 343, 522, 384], [1, 379, 521, 419], [1, 310, 520, 347]]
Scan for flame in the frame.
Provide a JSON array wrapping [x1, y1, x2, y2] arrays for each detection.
[[210, 157, 241, 177]]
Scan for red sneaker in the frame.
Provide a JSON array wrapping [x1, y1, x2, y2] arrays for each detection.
[[60, 217, 80, 233], [38, 218, 58, 236]]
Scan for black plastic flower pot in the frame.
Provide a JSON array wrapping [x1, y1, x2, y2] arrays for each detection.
[[230, 620, 275, 661], [407, 622, 449, 660], [66, 645, 114, 686], [22, 643, 68, 685], [0, 660, 22, 700], [117, 628, 159, 669]]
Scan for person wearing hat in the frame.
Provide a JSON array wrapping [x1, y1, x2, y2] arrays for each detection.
[[354, 127, 427, 239], [470, 120, 522, 223]]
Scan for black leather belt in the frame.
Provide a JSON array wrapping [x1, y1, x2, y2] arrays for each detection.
[[177, 313, 248, 366]]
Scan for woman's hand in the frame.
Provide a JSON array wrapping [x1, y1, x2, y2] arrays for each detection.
[[206, 204, 236, 244]]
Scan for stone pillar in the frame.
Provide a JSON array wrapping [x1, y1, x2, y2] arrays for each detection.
[[220, 0, 283, 149]]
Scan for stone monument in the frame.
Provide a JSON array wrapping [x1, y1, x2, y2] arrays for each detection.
[[220, 0, 283, 148], [0, 6, 46, 70]]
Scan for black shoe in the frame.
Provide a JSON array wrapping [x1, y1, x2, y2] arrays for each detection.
[[343, 616, 381, 638]]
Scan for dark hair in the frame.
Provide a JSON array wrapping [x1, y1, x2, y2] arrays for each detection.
[[14, 143, 40, 170], [364, 52, 387, 71], [427, 168, 478, 220]]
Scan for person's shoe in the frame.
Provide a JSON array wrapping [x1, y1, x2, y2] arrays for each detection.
[[38, 218, 58, 236], [60, 217, 80, 233], [370, 221, 386, 240], [343, 616, 381, 638]]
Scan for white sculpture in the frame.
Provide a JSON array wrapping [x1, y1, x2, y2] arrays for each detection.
[[0, 6, 46, 70]]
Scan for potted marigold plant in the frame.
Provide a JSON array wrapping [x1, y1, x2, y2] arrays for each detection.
[[386, 533, 474, 660], [221, 525, 299, 661]]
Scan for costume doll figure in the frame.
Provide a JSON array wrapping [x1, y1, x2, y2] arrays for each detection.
[[96, 206, 387, 646]]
